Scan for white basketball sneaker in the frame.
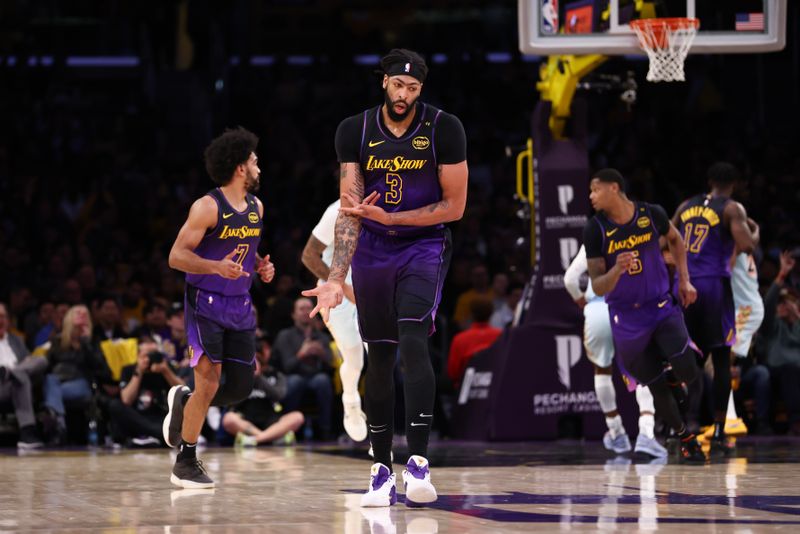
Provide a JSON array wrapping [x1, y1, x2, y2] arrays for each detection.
[[603, 430, 632, 454], [343, 396, 368, 442], [402, 455, 437, 506], [634, 434, 668, 458], [360, 463, 397, 508]]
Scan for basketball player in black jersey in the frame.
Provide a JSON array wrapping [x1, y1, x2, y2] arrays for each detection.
[[303, 49, 468, 507]]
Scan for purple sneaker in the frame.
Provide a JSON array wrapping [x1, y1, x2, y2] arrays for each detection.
[[402, 455, 437, 506], [360, 463, 397, 507]]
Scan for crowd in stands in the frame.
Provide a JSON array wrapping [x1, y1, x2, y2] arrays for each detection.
[[1, 3, 798, 448]]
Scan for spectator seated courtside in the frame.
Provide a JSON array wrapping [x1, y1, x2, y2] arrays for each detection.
[[272, 297, 334, 441]]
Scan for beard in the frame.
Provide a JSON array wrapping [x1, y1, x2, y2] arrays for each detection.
[[383, 89, 417, 122], [245, 169, 260, 193]]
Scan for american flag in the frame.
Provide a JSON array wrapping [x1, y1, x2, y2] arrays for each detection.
[[735, 13, 764, 31]]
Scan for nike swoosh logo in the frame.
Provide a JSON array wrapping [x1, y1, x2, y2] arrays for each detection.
[[368, 140, 385, 147], [410, 422, 428, 427], [606, 228, 619, 237], [222, 213, 234, 219], [419, 413, 433, 418], [658, 300, 668, 308]]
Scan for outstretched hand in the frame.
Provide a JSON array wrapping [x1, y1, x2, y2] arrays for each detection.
[[301, 281, 344, 322], [217, 249, 249, 280], [339, 191, 386, 224]]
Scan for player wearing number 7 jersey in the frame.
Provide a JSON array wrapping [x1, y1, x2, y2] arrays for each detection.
[[164, 128, 275, 489], [303, 49, 467, 507], [583, 169, 705, 463], [672, 162, 758, 455]]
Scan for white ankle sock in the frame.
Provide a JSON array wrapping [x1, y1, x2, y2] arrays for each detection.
[[636, 385, 656, 439], [596, 374, 622, 437], [606, 415, 625, 438]]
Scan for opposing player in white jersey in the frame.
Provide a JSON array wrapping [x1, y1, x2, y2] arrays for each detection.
[[302, 199, 368, 441], [565, 244, 667, 458], [732, 250, 764, 360], [723, 247, 765, 435]]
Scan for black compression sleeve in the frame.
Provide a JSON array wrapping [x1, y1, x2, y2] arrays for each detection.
[[649, 203, 671, 235], [434, 112, 467, 164], [334, 115, 363, 163], [583, 218, 604, 258]]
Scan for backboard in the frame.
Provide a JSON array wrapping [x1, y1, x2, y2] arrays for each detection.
[[519, 0, 787, 55]]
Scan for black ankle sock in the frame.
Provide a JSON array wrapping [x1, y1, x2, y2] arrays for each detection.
[[177, 440, 197, 461], [713, 422, 725, 440]]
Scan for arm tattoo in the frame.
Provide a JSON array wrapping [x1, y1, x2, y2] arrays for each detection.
[[340, 163, 365, 201], [330, 163, 364, 282], [425, 200, 449, 214], [330, 212, 360, 282], [348, 165, 365, 200]]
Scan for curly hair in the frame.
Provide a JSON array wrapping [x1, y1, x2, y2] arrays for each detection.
[[203, 127, 259, 185]]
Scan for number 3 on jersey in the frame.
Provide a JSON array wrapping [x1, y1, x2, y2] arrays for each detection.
[[385, 173, 403, 205]]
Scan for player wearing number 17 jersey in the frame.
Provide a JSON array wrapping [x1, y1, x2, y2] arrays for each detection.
[[583, 169, 705, 463], [672, 162, 758, 455]]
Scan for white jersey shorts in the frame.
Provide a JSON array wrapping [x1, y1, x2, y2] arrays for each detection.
[[324, 294, 364, 352], [731, 253, 765, 357], [583, 300, 614, 368]]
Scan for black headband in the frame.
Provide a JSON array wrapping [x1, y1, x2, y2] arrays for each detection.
[[384, 61, 425, 82], [380, 49, 428, 83]]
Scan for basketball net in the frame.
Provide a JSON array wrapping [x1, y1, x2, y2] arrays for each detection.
[[630, 18, 700, 82]]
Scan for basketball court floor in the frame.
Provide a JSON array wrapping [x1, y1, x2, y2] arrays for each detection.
[[3, 439, 800, 532]]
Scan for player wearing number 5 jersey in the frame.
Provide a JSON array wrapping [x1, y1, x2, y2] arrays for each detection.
[[164, 128, 275, 489], [583, 169, 705, 463], [672, 162, 758, 455], [303, 49, 467, 507]]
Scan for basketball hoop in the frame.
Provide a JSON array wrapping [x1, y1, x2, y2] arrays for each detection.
[[630, 18, 700, 82]]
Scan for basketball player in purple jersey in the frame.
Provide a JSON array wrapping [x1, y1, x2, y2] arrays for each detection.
[[163, 128, 275, 488], [583, 169, 705, 463], [303, 49, 467, 507], [672, 162, 758, 456]]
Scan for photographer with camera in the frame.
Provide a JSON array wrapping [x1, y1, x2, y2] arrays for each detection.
[[108, 338, 185, 446]]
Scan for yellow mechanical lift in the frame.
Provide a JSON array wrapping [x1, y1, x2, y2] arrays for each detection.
[[516, 1, 655, 265], [516, 54, 606, 266]]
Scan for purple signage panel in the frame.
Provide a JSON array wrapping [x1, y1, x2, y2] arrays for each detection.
[[451, 100, 638, 440]]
